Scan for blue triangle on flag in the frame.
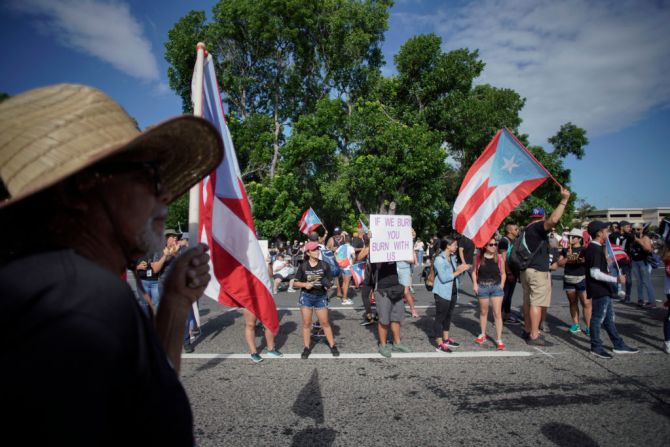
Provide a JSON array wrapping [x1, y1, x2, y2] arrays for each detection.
[[488, 130, 548, 187]]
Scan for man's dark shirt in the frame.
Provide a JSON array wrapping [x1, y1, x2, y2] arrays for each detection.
[[584, 242, 615, 299], [458, 235, 475, 264], [524, 220, 550, 272], [0, 250, 193, 446]]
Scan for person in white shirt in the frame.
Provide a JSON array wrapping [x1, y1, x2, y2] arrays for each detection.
[[272, 254, 296, 293]]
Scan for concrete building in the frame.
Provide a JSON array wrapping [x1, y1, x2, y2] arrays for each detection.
[[586, 207, 670, 226]]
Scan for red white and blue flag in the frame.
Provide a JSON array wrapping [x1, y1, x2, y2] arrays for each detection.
[[194, 54, 279, 334], [298, 207, 322, 235], [358, 219, 369, 235], [350, 262, 366, 287], [452, 129, 551, 247]]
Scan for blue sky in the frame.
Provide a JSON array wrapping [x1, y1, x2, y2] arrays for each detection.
[[2, 0, 668, 208]]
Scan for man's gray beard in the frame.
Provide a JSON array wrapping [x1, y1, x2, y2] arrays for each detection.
[[136, 220, 163, 256]]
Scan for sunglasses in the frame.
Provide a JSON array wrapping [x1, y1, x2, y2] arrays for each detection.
[[487, 243, 498, 247], [95, 161, 162, 195]]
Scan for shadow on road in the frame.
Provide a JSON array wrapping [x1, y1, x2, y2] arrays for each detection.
[[541, 422, 599, 447]]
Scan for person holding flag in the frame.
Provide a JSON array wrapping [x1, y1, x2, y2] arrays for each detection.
[[583, 221, 639, 359]]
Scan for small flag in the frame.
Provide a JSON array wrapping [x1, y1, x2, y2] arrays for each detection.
[[299, 207, 322, 235], [350, 262, 366, 287], [358, 219, 369, 235], [605, 238, 622, 275], [452, 129, 550, 247]]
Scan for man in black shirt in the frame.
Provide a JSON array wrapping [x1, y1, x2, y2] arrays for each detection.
[[520, 187, 571, 345], [584, 221, 639, 359], [616, 220, 634, 302]]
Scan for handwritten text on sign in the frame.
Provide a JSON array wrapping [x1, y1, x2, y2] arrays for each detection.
[[369, 214, 413, 263]]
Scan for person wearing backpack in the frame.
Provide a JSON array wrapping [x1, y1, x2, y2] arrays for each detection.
[[472, 237, 507, 350], [498, 223, 521, 325], [518, 187, 571, 345]]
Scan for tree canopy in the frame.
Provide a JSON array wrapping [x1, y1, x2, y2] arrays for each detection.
[[164, 1, 588, 240]]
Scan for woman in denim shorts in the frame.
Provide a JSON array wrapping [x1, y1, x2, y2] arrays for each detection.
[[293, 242, 340, 359], [472, 238, 506, 350], [558, 228, 591, 335]]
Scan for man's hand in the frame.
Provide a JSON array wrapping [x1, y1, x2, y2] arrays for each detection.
[[618, 274, 626, 285], [304, 282, 314, 290], [162, 243, 211, 305], [137, 260, 148, 270], [560, 187, 571, 202]]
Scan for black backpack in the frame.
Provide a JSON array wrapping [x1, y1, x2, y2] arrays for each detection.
[[508, 229, 546, 272]]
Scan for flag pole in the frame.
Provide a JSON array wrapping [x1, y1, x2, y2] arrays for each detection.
[[188, 42, 207, 248], [188, 42, 206, 329], [504, 128, 563, 188]]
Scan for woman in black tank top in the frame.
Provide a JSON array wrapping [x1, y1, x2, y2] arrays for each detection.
[[472, 238, 506, 350]]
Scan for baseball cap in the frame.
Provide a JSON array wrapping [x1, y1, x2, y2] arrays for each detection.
[[305, 241, 320, 251], [530, 207, 545, 218], [587, 221, 608, 238]]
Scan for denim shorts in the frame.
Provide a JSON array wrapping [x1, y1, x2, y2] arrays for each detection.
[[299, 291, 328, 309], [563, 279, 586, 292], [477, 283, 504, 299]]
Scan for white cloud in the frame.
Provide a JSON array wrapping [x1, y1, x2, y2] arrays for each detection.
[[392, 0, 670, 145], [9, 0, 161, 83]]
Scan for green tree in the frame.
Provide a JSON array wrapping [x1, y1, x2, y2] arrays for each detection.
[[0, 92, 9, 103]]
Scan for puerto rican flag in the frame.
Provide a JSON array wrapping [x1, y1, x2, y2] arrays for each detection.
[[298, 207, 322, 235], [350, 262, 366, 287], [452, 129, 550, 248], [194, 54, 279, 334], [358, 219, 369, 235]]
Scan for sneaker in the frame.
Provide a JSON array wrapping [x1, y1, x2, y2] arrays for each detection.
[[191, 327, 201, 337], [583, 327, 590, 336], [266, 349, 283, 358], [436, 343, 452, 353], [504, 316, 521, 325], [392, 343, 411, 353], [342, 299, 354, 305], [301, 347, 311, 359], [637, 300, 644, 307], [445, 338, 461, 348], [410, 287, 415, 294], [360, 316, 375, 326], [526, 336, 545, 346], [644, 302, 656, 309], [569, 323, 581, 333], [183, 341, 194, 353], [474, 334, 487, 345], [613, 345, 639, 354], [250, 353, 263, 363], [591, 349, 613, 359], [378, 344, 392, 358], [287, 287, 297, 293], [521, 330, 530, 341], [496, 340, 506, 350], [540, 322, 551, 333], [330, 345, 340, 357]]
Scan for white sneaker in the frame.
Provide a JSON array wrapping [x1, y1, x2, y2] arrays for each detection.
[[287, 287, 296, 293], [342, 299, 353, 305]]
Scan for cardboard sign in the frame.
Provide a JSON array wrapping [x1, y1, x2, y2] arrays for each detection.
[[369, 214, 413, 263]]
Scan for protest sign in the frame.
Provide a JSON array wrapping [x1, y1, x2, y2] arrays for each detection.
[[369, 214, 413, 263]]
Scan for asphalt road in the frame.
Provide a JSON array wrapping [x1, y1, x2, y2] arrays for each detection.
[[180, 268, 670, 446]]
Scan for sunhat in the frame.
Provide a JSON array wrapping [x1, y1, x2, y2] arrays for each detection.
[[164, 229, 181, 238], [0, 84, 223, 209], [568, 228, 584, 238]]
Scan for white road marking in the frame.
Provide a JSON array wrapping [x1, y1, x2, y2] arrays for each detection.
[[183, 350, 534, 360]]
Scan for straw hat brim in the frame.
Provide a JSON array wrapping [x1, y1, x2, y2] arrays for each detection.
[[0, 84, 223, 208]]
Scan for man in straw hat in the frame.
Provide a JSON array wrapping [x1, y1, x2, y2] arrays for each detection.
[[0, 84, 223, 445]]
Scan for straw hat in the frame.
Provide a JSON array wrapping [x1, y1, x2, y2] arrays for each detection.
[[0, 84, 223, 208]]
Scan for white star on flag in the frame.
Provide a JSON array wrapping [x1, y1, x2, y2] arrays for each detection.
[[502, 156, 519, 174]]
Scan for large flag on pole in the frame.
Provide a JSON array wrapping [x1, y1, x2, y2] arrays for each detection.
[[452, 128, 551, 247], [193, 52, 279, 334], [298, 207, 322, 235]]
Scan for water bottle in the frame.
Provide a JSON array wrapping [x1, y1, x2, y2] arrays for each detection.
[[617, 283, 625, 298]]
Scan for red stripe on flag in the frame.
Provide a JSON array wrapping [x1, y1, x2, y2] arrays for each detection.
[[458, 130, 500, 194], [220, 178, 257, 234], [470, 177, 548, 247], [455, 179, 496, 232]]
